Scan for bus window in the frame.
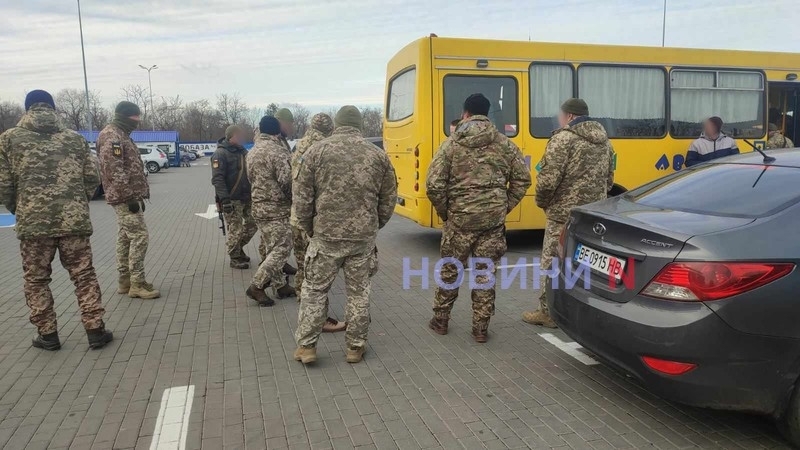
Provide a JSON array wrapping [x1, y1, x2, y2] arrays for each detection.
[[577, 65, 666, 138], [670, 69, 764, 138], [443, 75, 518, 137], [530, 63, 574, 137], [387, 68, 416, 121]]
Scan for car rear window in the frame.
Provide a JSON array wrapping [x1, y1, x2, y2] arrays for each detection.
[[631, 163, 800, 217]]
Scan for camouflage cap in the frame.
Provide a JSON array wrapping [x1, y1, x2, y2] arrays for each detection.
[[275, 108, 294, 123], [225, 125, 242, 139], [561, 98, 589, 116], [310, 113, 334, 136], [769, 123, 778, 132]]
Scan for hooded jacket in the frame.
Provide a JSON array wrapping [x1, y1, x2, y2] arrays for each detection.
[[536, 117, 615, 223], [0, 104, 99, 239], [426, 115, 532, 231], [685, 132, 738, 167], [97, 122, 149, 205], [210, 138, 251, 202]]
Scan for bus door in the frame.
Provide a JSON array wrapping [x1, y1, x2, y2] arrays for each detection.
[[769, 82, 800, 145], [433, 69, 526, 227]]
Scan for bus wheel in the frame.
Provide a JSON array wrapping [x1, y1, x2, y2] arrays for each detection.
[[607, 184, 627, 198]]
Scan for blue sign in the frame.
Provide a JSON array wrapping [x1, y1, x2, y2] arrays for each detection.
[[672, 154, 685, 171], [754, 140, 766, 150], [655, 154, 669, 170], [0, 214, 15, 228]]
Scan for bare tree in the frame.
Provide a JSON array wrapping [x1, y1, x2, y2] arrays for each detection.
[[361, 107, 383, 137], [217, 93, 248, 126], [88, 91, 110, 130], [154, 95, 184, 131], [264, 103, 280, 117], [120, 84, 150, 128], [55, 88, 87, 130], [286, 103, 311, 138], [0, 100, 24, 133]]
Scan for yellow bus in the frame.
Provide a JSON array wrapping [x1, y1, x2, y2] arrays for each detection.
[[383, 35, 800, 230]]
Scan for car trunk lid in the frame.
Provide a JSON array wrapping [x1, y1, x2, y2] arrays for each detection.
[[564, 196, 755, 303]]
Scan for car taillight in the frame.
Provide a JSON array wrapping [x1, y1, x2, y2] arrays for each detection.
[[557, 225, 567, 259], [641, 356, 696, 376], [641, 262, 794, 301]]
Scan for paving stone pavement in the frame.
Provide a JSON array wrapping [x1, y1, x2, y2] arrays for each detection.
[[0, 164, 792, 450]]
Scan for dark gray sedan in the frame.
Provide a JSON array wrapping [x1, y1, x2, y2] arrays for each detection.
[[550, 149, 800, 445]]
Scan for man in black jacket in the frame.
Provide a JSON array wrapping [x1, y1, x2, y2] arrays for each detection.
[[211, 125, 257, 269]]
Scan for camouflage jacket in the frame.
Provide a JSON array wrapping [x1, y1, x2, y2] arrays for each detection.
[[426, 116, 531, 231], [536, 117, 615, 223], [292, 126, 397, 242], [290, 128, 327, 227], [97, 123, 149, 205], [247, 134, 292, 220], [0, 105, 99, 240], [767, 132, 794, 149]]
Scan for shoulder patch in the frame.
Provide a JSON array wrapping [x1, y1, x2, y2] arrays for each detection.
[[212, 159, 220, 169], [112, 142, 122, 157]]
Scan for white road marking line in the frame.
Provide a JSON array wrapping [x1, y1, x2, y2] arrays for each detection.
[[539, 333, 599, 366], [150, 385, 195, 450], [194, 204, 217, 219]]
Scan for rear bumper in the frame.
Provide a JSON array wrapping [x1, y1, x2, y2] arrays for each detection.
[[549, 278, 800, 415]]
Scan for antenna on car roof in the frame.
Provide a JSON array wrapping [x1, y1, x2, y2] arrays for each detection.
[[743, 139, 776, 164]]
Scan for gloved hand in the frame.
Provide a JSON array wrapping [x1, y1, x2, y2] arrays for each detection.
[[127, 200, 140, 214], [222, 201, 234, 215]]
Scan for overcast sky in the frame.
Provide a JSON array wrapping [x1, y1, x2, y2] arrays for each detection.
[[1, 0, 797, 110]]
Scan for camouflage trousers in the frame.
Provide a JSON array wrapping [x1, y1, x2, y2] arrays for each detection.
[[292, 225, 309, 300], [295, 239, 374, 349], [538, 219, 566, 314], [20, 236, 105, 335], [114, 203, 149, 284], [224, 200, 258, 260], [433, 223, 507, 324], [252, 218, 291, 289]]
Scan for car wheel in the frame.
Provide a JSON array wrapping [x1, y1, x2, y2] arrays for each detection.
[[779, 383, 800, 447], [146, 161, 160, 173]]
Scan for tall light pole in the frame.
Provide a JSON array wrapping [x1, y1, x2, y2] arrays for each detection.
[[138, 64, 158, 131], [77, 0, 92, 132], [661, 0, 667, 47]]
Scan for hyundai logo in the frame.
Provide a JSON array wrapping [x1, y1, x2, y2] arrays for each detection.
[[592, 223, 607, 236]]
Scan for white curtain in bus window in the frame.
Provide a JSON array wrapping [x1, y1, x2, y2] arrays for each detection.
[[577, 66, 666, 138], [388, 69, 416, 121], [443, 76, 518, 137], [670, 70, 763, 138], [529, 64, 573, 137]]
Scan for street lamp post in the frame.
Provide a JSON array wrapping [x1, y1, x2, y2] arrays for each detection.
[[661, 0, 667, 47], [77, 0, 92, 132], [138, 64, 158, 131]]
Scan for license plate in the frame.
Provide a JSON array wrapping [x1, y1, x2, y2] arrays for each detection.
[[573, 243, 626, 280]]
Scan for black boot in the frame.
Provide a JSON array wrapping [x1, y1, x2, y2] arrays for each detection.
[[276, 284, 297, 299], [428, 313, 449, 335], [32, 331, 61, 351], [87, 328, 114, 349], [282, 263, 298, 275], [246, 284, 275, 307]]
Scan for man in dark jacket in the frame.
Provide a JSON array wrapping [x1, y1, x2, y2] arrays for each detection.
[[211, 125, 257, 269]]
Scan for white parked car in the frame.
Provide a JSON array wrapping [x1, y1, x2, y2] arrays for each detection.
[[139, 147, 169, 173]]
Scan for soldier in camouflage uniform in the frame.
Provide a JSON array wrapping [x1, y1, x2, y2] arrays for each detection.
[[245, 116, 297, 305], [293, 106, 397, 364], [275, 108, 295, 152], [211, 125, 257, 269], [0, 90, 113, 350], [427, 94, 532, 343], [767, 123, 794, 149], [522, 98, 615, 328], [98, 101, 160, 300]]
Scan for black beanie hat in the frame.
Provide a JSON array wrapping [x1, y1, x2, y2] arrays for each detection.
[[259, 116, 281, 135], [463, 93, 491, 116], [115, 101, 141, 117], [25, 90, 55, 110], [708, 116, 723, 133]]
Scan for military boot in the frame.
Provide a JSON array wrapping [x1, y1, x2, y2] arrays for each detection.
[[87, 328, 114, 349], [428, 313, 449, 335], [246, 284, 275, 307], [522, 310, 557, 329], [276, 284, 296, 299], [472, 319, 490, 344], [32, 331, 61, 351], [230, 258, 249, 269], [346, 347, 366, 364], [282, 263, 298, 275], [129, 281, 161, 300], [117, 275, 131, 295], [294, 345, 317, 364]]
